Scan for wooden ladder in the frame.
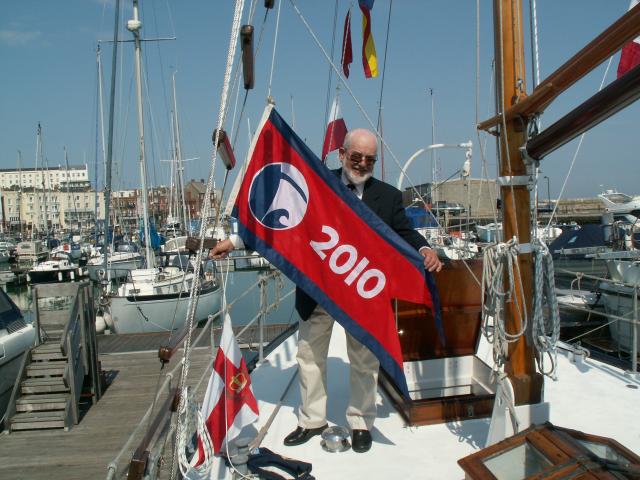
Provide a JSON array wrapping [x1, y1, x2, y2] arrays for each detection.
[[10, 337, 73, 431], [4, 282, 102, 432]]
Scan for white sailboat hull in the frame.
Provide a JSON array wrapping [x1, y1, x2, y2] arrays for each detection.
[[107, 282, 221, 334]]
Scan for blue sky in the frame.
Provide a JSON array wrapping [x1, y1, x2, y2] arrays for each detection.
[[0, 0, 637, 202]]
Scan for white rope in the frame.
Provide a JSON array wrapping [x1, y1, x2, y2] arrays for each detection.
[[529, 0, 541, 88], [481, 237, 528, 373], [532, 239, 560, 379], [176, 386, 215, 478], [171, 0, 246, 476]]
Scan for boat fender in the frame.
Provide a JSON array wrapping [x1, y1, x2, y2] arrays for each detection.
[[95, 315, 106, 334], [103, 310, 114, 329], [71, 270, 75, 280], [245, 447, 314, 480], [58, 271, 63, 282]]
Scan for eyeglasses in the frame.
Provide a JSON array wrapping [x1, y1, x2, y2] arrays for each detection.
[[345, 150, 377, 166]]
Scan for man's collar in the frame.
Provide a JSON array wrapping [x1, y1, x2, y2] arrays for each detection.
[[339, 169, 365, 197]]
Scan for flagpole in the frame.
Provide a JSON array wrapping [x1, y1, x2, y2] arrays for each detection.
[[378, 106, 385, 182]]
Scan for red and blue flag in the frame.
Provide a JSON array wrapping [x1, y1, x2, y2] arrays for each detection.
[[232, 105, 442, 398]]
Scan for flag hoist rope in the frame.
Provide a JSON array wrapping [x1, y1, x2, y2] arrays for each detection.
[[288, 0, 426, 207], [170, 0, 246, 477]]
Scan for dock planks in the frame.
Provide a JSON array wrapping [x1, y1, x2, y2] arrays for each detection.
[[0, 323, 292, 480]]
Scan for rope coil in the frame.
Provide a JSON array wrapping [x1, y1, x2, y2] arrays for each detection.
[[532, 239, 560, 379], [481, 236, 561, 380]]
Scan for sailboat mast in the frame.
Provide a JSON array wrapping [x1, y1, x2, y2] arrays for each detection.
[[33, 123, 42, 240], [96, 44, 106, 245], [128, 0, 153, 266], [171, 72, 188, 233], [493, 0, 541, 404], [17, 150, 23, 238]]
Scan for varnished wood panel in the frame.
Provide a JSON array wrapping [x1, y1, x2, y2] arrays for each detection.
[[397, 259, 483, 361]]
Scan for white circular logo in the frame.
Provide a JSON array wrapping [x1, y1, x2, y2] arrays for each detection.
[[248, 163, 309, 230]]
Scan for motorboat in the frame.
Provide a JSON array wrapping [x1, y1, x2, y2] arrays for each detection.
[[598, 189, 640, 222], [26, 256, 82, 284], [0, 288, 36, 418]]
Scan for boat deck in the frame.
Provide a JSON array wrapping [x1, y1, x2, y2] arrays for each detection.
[[0, 324, 292, 480], [210, 325, 640, 480]]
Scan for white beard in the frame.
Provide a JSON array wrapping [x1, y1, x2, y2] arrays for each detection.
[[344, 167, 372, 186]]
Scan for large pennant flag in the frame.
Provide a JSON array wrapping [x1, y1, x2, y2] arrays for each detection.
[[232, 105, 442, 398], [617, 0, 640, 78], [321, 94, 348, 162], [341, 9, 353, 78], [359, 0, 378, 78], [192, 313, 258, 465]]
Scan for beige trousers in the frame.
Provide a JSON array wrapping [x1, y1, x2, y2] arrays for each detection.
[[296, 305, 379, 431]]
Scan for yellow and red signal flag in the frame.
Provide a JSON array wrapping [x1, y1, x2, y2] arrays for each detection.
[[359, 0, 378, 78]]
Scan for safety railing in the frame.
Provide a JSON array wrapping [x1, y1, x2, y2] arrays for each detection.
[[106, 266, 295, 479], [555, 267, 639, 373]]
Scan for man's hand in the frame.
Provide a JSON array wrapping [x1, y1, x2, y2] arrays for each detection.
[[420, 247, 442, 273], [208, 238, 235, 259]]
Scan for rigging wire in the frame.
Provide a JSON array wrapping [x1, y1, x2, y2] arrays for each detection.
[[528, 0, 542, 242], [171, 0, 246, 476], [474, 1, 500, 225], [267, 0, 283, 99], [230, 7, 271, 150], [376, 0, 394, 180], [288, 0, 425, 206], [544, 57, 614, 230], [322, 0, 340, 138]]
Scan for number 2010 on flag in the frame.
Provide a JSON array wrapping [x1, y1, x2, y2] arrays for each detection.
[[310, 225, 386, 299]]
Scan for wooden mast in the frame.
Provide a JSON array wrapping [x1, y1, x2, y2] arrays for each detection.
[[493, 0, 542, 404]]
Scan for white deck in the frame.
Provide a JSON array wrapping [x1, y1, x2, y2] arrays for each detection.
[[207, 324, 640, 480]]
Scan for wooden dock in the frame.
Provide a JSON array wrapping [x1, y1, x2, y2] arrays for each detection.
[[0, 323, 293, 480]]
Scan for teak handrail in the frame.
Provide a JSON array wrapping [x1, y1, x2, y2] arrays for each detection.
[[526, 62, 640, 160], [128, 387, 179, 480], [478, 3, 640, 131]]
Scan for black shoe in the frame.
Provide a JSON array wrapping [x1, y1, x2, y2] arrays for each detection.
[[352, 429, 372, 453], [283, 424, 328, 446]]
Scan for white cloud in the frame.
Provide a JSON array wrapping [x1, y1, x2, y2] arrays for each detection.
[[0, 29, 41, 46]]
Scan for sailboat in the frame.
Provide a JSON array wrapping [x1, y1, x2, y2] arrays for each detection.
[[101, 1, 640, 478], [100, 0, 221, 334]]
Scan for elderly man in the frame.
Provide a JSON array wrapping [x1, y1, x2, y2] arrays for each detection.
[[210, 128, 441, 453]]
